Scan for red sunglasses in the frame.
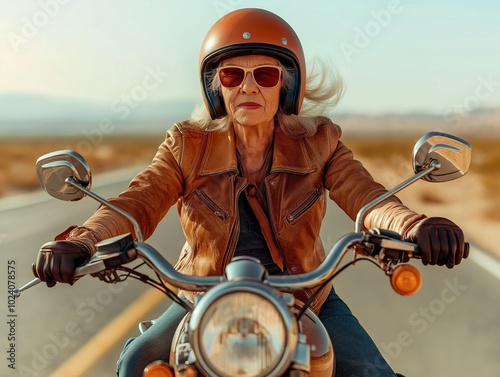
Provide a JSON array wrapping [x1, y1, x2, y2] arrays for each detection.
[[217, 65, 283, 88]]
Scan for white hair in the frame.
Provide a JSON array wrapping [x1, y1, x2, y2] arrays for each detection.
[[191, 57, 344, 137]]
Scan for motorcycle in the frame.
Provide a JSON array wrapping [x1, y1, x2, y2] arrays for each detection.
[[15, 131, 471, 376]]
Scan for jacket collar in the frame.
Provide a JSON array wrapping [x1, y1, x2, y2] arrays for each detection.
[[199, 124, 316, 176], [199, 127, 238, 175], [271, 126, 316, 174]]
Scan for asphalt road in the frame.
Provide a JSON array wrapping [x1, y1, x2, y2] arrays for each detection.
[[1, 167, 499, 377]]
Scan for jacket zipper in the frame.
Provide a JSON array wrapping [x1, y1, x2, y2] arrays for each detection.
[[222, 178, 248, 268], [195, 188, 228, 221], [265, 179, 290, 274], [286, 187, 322, 223]]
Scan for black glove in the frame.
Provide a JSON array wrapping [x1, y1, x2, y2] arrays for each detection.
[[32, 240, 92, 287], [405, 217, 466, 268]]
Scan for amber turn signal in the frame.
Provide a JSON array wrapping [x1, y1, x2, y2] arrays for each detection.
[[143, 361, 174, 377], [390, 264, 422, 296]]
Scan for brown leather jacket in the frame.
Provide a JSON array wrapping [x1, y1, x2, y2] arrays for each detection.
[[63, 117, 425, 313]]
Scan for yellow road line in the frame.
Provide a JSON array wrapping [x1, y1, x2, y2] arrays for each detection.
[[49, 287, 165, 377]]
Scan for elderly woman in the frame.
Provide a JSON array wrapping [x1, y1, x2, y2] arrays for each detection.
[[34, 8, 466, 377]]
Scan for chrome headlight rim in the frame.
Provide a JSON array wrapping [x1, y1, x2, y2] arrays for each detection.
[[189, 282, 298, 377]]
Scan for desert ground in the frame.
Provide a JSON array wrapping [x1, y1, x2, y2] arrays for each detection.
[[0, 134, 498, 259]]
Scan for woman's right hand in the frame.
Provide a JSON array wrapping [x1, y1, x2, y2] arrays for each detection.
[[32, 240, 92, 287]]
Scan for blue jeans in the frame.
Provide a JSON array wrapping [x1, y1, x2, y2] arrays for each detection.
[[318, 289, 396, 377], [116, 289, 396, 377]]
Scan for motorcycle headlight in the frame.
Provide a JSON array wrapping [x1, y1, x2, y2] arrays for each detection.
[[190, 286, 296, 377]]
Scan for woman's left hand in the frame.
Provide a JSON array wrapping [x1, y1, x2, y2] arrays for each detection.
[[405, 217, 467, 268]]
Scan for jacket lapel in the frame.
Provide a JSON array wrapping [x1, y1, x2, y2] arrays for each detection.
[[271, 126, 316, 174], [199, 128, 238, 176], [199, 125, 316, 176]]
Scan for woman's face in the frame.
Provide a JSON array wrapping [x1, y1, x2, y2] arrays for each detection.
[[219, 55, 282, 128]]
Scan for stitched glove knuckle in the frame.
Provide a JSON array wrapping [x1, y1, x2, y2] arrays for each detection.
[[35, 240, 91, 285]]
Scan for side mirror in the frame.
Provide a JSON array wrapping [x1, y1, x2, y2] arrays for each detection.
[[413, 132, 471, 182], [36, 150, 92, 201], [355, 132, 471, 232]]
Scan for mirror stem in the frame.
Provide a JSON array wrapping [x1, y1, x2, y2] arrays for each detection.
[[65, 176, 144, 242], [355, 160, 440, 233]]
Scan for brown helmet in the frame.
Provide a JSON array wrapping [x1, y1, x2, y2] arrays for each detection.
[[199, 8, 306, 119]]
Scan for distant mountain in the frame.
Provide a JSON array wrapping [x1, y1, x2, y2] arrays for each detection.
[[0, 93, 105, 122], [0, 93, 498, 137], [0, 93, 198, 135], [331, 107, 500, 137]]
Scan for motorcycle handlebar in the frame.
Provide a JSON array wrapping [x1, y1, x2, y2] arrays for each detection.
[[15, 234, 468, 297], [135, 242, 222, 291], [132, 233, 467, 294], [14, 264, 93, 298], [132, 236, 469, 290], [14, 233, 364, 296], [136, 233, 365, 291], [134, 232, 375, 291]]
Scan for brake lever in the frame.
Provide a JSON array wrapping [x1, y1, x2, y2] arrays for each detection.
[[362, 230, 419, 263], [364, 229, 470, 263]]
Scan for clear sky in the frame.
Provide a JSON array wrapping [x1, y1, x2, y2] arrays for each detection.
[[1, 0, 499, 115]]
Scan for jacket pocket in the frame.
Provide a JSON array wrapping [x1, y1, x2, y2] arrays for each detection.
[[286, 187, 323, 223], [195, 188, 228, 221]]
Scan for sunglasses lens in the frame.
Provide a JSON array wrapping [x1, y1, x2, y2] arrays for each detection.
[[219, 66, 281, 87], [219, 67, 245, 87], [253, 67, 281, 87]]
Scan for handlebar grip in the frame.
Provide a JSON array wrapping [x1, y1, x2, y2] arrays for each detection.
[[411, 241, 470, 261], [16, 262, 98, 298]]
